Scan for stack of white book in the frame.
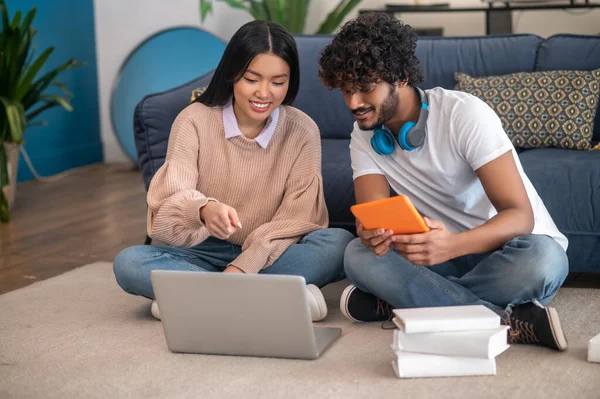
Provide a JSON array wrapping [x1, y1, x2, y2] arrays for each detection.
[[390, 305, 510, 378]]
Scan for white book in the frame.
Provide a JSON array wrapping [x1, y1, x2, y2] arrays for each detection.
[[392, 305, 500, 334], [392, 350, 497, 379], [589, 332, 600, 363], [392, 323, 510, 358]]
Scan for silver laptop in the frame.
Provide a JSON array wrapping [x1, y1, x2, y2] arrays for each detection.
[[150, 270, 342, 360]]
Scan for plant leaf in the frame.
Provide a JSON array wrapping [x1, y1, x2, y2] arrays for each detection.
[[288, 0, 308, 34], [0, 141, 8, 187], [19, 6, 36, 33], [52, 79, 73, 97], [14, 27, 34, 84], [26, 102, 57, 121], [10, 9, 20, 29], [0, 97, 25, 143], [16, 46, 53, 101], [21, 58, 80, 110], [39, 94, 73, 112], [0, 193, 9, 222], [246, 0, 266, 20], [3, 28, 23, 97], [316, 0, 362, 34], [265, 0, 283, 25], [278, 0, 289, 28], [219, 0, 251, 12], [199, 0, 214, 21]]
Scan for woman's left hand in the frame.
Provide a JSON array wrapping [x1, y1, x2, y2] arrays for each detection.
[[224, 265, 245, 274], [391, 217, 457, 266]]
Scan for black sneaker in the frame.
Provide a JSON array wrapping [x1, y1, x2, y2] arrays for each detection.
[[500, 302, 568, 351], [340, 284, 393, 322]]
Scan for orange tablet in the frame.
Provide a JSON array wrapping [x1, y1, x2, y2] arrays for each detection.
[[350, 195, 429, 235]]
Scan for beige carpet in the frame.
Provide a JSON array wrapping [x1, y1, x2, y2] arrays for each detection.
[[1, 262, 599, 399]]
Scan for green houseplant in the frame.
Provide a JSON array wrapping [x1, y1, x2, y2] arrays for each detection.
[[0, 0, 80, 222], [199, 0, 363, 34]]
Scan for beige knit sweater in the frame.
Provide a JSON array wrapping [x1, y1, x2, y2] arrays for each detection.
[[147, 102, 328, 274]]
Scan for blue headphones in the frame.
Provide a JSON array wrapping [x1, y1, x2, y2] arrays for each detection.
[[370, 87, 429, 155]]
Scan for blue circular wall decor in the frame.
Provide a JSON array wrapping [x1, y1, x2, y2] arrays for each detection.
[[111, 27, 226, 162]]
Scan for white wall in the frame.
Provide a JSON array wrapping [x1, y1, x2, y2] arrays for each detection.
[[94, 0, 600, 163], [94, 0, 250, 163]]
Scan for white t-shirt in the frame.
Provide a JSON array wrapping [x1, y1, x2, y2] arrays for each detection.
[[350, 87, 568, 251]]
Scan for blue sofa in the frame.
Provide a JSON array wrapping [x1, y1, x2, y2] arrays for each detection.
[[134, 33, 600, 273]]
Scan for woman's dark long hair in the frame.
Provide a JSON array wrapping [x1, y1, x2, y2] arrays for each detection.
[[197, 20, 300, 107]]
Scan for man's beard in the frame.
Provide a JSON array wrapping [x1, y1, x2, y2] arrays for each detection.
[[357, 84, 399, 131]]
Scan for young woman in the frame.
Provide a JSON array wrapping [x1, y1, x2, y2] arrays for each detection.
[[113, 20, 354, 321]]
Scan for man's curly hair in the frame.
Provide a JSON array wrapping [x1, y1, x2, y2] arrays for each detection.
[[318, 13, 424, 91]]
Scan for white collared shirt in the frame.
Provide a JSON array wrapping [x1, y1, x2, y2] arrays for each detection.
[[222, 98, 280, 149]]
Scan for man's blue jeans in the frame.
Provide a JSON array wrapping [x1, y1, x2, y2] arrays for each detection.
[[114, 228, 354, 299], [344, 234, 569, 312]]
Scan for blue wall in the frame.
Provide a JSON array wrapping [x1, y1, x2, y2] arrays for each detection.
[[6, 0, 102, 182]]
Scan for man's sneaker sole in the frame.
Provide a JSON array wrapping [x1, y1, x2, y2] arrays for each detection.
[[340, 284, 361, 322], [546, 306, 568, 351]]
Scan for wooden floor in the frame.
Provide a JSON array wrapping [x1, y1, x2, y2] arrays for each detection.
[[1, 163, 598, 295], [0, 163, 148, 294]]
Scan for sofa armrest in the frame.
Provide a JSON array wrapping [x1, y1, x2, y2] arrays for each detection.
[[134, 71, 214, 190]]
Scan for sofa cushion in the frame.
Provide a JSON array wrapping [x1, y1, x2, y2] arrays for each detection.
[[415, 34, 542, 90], [519, 148, 600, 272], [321, 139, 355, 229], [455, 69, 600, 150], [535, 34, 600, 142], [293, 35, 355, 140]]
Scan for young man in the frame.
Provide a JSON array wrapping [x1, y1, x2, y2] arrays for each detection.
[[318, 13, 569, 351]]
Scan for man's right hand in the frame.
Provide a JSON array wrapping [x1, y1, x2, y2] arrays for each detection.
[[357, 223, 394, 256], [200, 201, 242, 240]]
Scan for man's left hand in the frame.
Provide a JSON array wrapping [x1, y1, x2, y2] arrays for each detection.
[[391, 217, 456, 266]]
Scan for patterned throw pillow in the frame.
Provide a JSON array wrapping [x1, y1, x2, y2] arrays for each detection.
[[455, 69, 600, 150], [190, 86, 207, 103]]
